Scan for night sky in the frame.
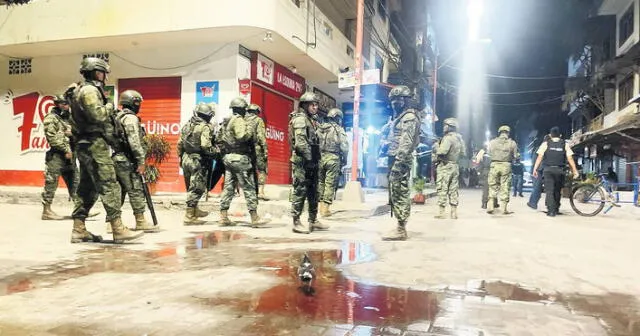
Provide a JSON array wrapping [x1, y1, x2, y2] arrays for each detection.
[[430, 0, 587, 150]]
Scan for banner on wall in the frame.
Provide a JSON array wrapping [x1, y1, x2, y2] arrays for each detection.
[[104, 85, 115, 104], [195, 81, 219, 105], [238, 78, 251, 100]]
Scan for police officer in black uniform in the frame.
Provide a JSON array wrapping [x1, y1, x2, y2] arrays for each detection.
[[532, 127, 579, 217]]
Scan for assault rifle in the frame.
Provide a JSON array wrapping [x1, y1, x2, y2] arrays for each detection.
[[140, 173, 158, 226]]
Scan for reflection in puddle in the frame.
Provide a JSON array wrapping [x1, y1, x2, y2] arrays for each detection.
[[0, 231, 635, 335]]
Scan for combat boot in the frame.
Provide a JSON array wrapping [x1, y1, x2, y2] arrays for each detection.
[[382, 221, 408, 241], [218, 209, 234, 226], [292, 216, 310, 234], [481, 202, 487, 209], [451, 206, 458, 219], [309, 216, 329, 231], [486, 198, 496, 214], [41, 203, 64, 220], [434, 206, 447, 219], [183, 207, 206, 226], [70, 219, 103, 244], [249, 210, 270, 228], [134, 213, 160, 232], [195, 206, 209, 218], [319, 202, 332, 217], [258, 185, 270, 201], [110, 217, 144, 243], [502, 202, 513, 215]]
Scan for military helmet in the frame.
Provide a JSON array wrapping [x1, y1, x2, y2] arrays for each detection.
[[443, 118, 458, 128], [229, 97, 248, 109], [206, 103, 218, 115], [247, 103, 262, 114], [53, 94, 68, 104], [388, 85, 412, 99], [327, 108, 343, 119], [498, 125, 511, 133], [118, 90, 143, 108], [79, 57, 110, 74], [193, 102, 214, 119], [299, 92, 319, 103]]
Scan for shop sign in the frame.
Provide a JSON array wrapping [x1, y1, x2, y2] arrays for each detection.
[[10, 91, 54, 153], [195, 81, 219, 105], [251, 52, 305, 98], [238, 79, 251, 96]]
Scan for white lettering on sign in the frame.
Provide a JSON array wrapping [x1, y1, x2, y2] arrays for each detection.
[[276, 72, 303, 94], [144, 120, 181, 135], [266, 125, 285, 142]]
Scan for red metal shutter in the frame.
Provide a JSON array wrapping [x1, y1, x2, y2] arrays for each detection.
[[251, 86, 292, 184], [118, 77, 183, 192]]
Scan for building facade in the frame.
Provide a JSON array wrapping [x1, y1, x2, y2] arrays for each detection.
[[0, 0, 404, 192]]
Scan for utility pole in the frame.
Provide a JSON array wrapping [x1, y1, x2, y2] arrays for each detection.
[[343, 0, 366, 203], [351, 0, 364, 182]]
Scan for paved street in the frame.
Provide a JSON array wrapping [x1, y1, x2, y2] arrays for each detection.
[[0, 189, 639, 335]]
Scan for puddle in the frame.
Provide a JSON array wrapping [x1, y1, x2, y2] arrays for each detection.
[[0, 231, 638, 335]]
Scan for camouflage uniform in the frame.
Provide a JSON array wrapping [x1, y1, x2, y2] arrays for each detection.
[[289, 92, 329, 234], [317, 108, 348, 217], [109, 90, 158, 233], [218, 98, 268, 228], [41, 100, 81, 220], [487, 125, 520, 214], [433, 118, 466, 219], [177, 103, 216, 225], [245, 104, 269, 200], [381, 85, 420, 241], [69, 57, 143, 243]]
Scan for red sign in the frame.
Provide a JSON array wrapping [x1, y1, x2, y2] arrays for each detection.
[[238, 78, 251, 96], [251, 52, 306, 99], [12, 92, 54, 153]]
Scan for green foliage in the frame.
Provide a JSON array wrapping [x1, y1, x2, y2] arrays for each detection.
[[413, 177, 426, 193], [143, 134, 170, 184]]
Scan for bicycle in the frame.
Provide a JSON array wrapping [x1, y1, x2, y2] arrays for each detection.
[[569, 173, 630, 217]]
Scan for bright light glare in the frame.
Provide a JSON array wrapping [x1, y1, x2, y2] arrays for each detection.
[[467, 0, 484, 41], [367, 126, 374, 134]]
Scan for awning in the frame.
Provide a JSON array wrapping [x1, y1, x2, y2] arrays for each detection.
[[571, 112, 640, 155]]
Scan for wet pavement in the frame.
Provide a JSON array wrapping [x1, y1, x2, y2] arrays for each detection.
[[0, 229, 633, 335]]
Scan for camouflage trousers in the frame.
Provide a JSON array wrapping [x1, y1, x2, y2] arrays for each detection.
[[436, 162, 460, 206], [72, 138, 122, 221], [318, 153, 341, 204], [488, 162, 513, 203], [41, 150, 80, 205], [389, 160, 411, 222], [256, 152, 267, 186], [113, 153, 146, 215], [290, 154, 319, 219], [220, 153, 258, 211], [182, 153, 207, 208]]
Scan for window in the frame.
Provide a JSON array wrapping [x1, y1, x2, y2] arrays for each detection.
[[618, 74, 634, 109], [8, 58, 31, 75], [619, 4, 634, 46]]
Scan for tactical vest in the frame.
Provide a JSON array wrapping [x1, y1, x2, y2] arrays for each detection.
[[489, 137, 514, 162], [111, 109, 135, 154], [224, 114, 251, 155], [319, 122, 341, 154], [288, 110, 319, 149], [44, 109, 71, 153], [387, 109, 420, 157], [181, 119, 205, 154], [442, 132, 463, 162], [543, 139, 566, 167], [69, 81, 113, 140]]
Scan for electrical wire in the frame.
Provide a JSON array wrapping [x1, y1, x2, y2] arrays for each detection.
[[443, 64, 567, 80]]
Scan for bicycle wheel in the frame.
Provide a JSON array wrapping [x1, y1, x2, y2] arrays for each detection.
[[570, 183, 606, 217]]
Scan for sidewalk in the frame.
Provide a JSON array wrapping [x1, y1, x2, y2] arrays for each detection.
[[0, 185, 437, 218]]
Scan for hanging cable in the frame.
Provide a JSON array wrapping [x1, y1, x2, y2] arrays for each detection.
[[443, 64, 567, 80]]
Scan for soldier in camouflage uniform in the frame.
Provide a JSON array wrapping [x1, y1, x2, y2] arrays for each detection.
[[69, 57, 143, 243], [318, 108, 348, 217], [433, 118, 466, 219], [474, 143, 499, 209], [177, 103, 217, 225], [107, 90, 159, 233], [41, 95, 81, 220], [289, 92, 330, 234], [218, 97, 269, 227], [245, 104, 269, 201], [379, 85, 421, 241], [486, 125, 520, 215]]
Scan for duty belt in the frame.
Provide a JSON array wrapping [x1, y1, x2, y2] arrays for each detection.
[[322, 150, 340, 155]]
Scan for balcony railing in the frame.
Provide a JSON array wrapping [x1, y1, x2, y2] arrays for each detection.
[[588, 114, 604, 132]]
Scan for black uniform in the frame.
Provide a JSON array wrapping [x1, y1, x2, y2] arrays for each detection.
[[542, 139, 567, 216]]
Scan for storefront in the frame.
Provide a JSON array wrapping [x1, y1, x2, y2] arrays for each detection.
[[244, 51, 307, 185]]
